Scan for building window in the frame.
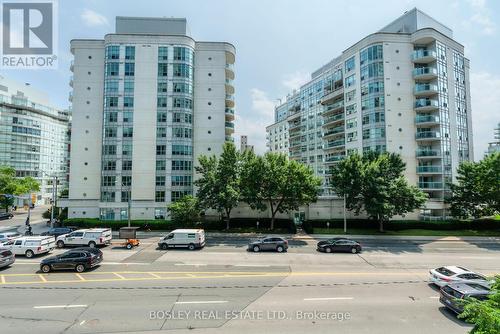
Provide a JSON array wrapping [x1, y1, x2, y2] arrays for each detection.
[[101, 176, 116, 187], [172, 160, 192, 171], [124, 63, 135, 76], [171, 190, 192, 202], [103, 145, 116, 155], [173, 97, 193, 109], [157, 97, 167, 108], [155, 208, 166, 220], [124, 97, 134, 107], [123, 127, 133, 138], [100, 208, 115, 220], [171, 175, 192, 187], [156, 145, 166, 155], [156, 176, 166, 186], [173, 82, 192, 94], [100, 191, 115, 202], [157, 112, 167, 122], [106, 112, 118, 122], [173, 47, 193, 61], [121, 176, 132, 186], [172, 145, 192, 156], [158, 63, 168, 77], [123, 112, 133, 123], [158, 47, 168, 61], [345, 74, 355, 88], [105, 62, 119, 76], [173, 127, 192, 138], [122, 144, 132, 156], [158, 82, 168, 93], [105, 128, 117, 138], [121, 191, 130, 203], [125, 46, 135, 60], [157, 127, 167, 138], [155, 191, 165, 202], [345, 56, 355, 72], [173, 63, 192, 78], [122, 160, 132, 171], [105, 45, 120, 59], [360, 44, 383, 65], [105, 97, 118, 107], [156, 160, 166, 171]]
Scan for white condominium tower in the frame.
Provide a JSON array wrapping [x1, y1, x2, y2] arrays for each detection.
[[65, 17, 235, 220], [266, 9, 473, 219]]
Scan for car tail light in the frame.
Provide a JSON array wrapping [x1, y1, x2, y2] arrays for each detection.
[[37, 247, 41, 251], [100, 237, 103, 243], [441, 277, 451, 282]]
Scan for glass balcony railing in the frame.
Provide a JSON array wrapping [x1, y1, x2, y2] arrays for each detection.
[[416, 166, 442, 173], [325, 155, 345, 162], [416, 149, 441, 157], [225, 108, 234, 114], [414, 83, 438, 94], [225, 63, 234, 70], [324, 100, 344, 113], [323, 127, 344, 137], [326, 139, 345, 148], [225, 122, 234, 128], [323, 113, 344, 124], [415, 99, 439, 109], [416, 131, 440, 139], [225, 94, 234, 101], [413, 67, 438, 77], [225, 136, 234, 142], [411, 50, 437, 61], [418, 182, 443, 189], [416, 115, 439, 123]]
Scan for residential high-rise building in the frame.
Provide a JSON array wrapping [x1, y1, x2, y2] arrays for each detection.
[[266, 8, 473, 219], [0, 76, 70, 205], [240, 135, 254, 153], [486, 123, 500, 156], [64, 17, 235, 220]]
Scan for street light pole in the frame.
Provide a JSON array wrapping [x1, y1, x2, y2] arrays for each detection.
[[127, 191, 131, 228], [343, 194, 347, 234]]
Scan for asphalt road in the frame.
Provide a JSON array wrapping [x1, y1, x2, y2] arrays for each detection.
[[0, 235, 498, 334]]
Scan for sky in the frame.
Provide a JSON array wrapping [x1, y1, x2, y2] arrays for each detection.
[[2, 0, 499, 160]]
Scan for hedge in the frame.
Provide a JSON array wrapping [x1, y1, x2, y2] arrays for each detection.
[[64, 217, 296, 233]]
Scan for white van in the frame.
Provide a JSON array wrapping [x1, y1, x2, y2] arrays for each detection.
[[56, 228, 112, 248], [158, 229, 205, 250], [10, 236, 56, 258]]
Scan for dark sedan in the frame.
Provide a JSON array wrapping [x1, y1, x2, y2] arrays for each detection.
[[248, 237, 288, 253], [317, 238, 362, 254], [41, 227, 78, 238], [40, 247, 103, 273]]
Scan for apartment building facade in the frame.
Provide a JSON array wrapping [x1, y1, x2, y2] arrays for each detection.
[[266, 9, 473, 219], [65, 17, 235, 220], [0, 76, 70, 205]]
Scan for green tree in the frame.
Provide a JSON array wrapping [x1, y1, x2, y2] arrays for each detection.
[[0, 166, 40, 210], [195, 143, 241, 229], [448, 152, 500, 219], [459, 276, 500, 334], [330, 152, 427, 232], [167, 195, 201, 225], [241, 152, 321, 230]]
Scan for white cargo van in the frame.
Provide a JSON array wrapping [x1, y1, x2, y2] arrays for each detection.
[[158, 229, 205, 250], [56, 228, 112, 248], [10, 236, 56, 258]]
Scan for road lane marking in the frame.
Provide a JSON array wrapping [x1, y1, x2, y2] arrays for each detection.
[[113, 273, 126, 280], [304, 297, 354, 301], [149, 273, 161, 279], [235, 264, 271, 267], [0, 275, 4, 284], [34, 304, 88, 309], [174, 263, 207, 266], [75, 273, 86, 281], [38, 274, 47, 282], [175, 301, 228, 305], [80, 320, 86, 326], [429, 296, 439, 299]]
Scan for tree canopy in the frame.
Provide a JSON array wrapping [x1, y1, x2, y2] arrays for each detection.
[[330, 152, 427, 231], [448, 152, 500, 219], [240, 152, 322, 229], [167, 195, 202, 225], [0, 166, 40, 210]]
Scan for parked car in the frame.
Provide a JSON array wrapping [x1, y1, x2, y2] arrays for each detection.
[[9, 236, 56, 258], [248, 236, 288, 252], [439, 282, 491, 314], [429, 266, 490, 287], [56, 228, 112, 248], [41, 227, 78, 238], [0, 232, 21, 243], [0, 248, 15, 268], [158, 229, 205, 250], [316, 238, 362, 254], [40, 247, 103, 273], [0, 212, 13, 220]]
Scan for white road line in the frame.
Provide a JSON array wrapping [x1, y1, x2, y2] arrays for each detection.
[[80, 320, 86, 326], [0, 275, 5, 284], [234, 264, 271, 267], [75, 273, 86, 281], [175, 301, 228, 305], [34, 304, 88, 309], [304, 297, 354, 301], [429, 296, 440, 299], [174, 263, 207, 266], [149, 273, 162, 279], [113, 273, 126, 280], [38, 274, 47, 282]]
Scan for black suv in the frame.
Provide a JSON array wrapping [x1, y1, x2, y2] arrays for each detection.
[[40, 247, 103, 273], [440, 282, 491, 314], [316, 238, 362, 254], [41, 227, 77, 238]]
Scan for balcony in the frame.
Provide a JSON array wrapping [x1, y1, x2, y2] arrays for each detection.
[[416, 149, 442, 159], [68, 91, 73, 102], [323, 126, 344, 139], [225, 63, 235, 79], [416, 131, 440, 141], [415, 115, 440, 126], [323, 113, 344, 126], [225, 136, 234, 142], [225, 121, 234, 134], [225, 108, 234, 121], [411, 50, 437, 63], [414, 83, 439, 97], [416, 166, 442, 174], [413, 67, 438, 80], [415, 98, 439, 111], [225, 94, 235, 108], [225, 79, 234, 94], [418, 182, 443, 190], [325, 155, 345, 164], [289, 121, 303, 132], [325, 139, 345, 150], [70, 60, 74, 72], [321, 87, 344, 105], [69, 75, 74, 88], [322, 100, 344, 116]]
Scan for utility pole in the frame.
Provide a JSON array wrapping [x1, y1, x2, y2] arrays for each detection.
[[127, 191, 131, 228], [343, 194, 347, 234], [50, 175, 55, 229]]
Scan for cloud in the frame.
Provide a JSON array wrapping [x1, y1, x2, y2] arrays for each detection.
[[234, 88, 276, 154], [464, 0, 496, 35], [469, 71, 500, 160], [81, 9, 109, 27], [282, 70, 310, 91]]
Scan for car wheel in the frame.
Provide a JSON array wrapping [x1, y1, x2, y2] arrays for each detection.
[[88, 241, 96, 248], [351, 247, 358, 254], [325, 247, 332, 253], [75, 264, 85, 273], [253, 245, 260, 252], [126, 243, 132, 250], [188, 243, 195, 251], [161, 243, 168, 250], [41, 264, 51, 273], [57, 240, 64, 248], [25, 250, 34, 258], [277, 245, 284, 253]]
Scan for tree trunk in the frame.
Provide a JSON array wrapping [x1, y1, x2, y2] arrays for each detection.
[[225, 209, 231, 230], [378, 215, 384, 233], [270, 213, 275, 231]]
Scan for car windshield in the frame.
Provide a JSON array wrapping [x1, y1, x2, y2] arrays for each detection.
[[436, 267, 456, 276]]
